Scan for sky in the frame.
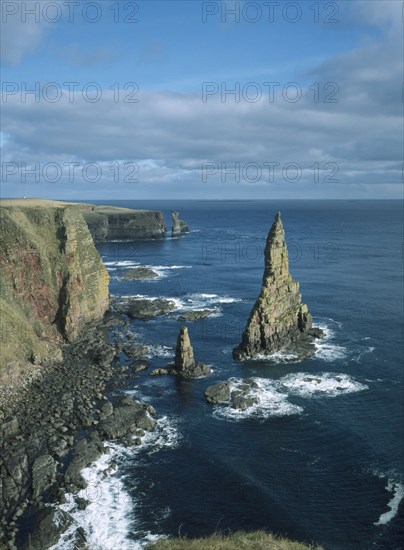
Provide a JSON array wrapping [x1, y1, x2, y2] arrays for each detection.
[[0, 0, 402, 200]]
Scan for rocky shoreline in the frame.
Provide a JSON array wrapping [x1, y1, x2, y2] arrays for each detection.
[[0, 315, 157, 550]]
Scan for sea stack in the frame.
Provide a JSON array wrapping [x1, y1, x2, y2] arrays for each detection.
[[171, 211, 189, 237], [233, 212, 322, 361], [174, 327, 211, 377]]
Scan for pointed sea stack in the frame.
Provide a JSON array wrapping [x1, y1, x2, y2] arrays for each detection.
[[171, 211, 189, 237], [233, 212, 322, 361], [174, 327, 211, 377]]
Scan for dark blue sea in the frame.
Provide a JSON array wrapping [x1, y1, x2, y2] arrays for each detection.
[[58, 200, 404, 550]]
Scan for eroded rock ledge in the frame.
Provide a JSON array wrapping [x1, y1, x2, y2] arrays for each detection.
[[233, 212, 323, 361]]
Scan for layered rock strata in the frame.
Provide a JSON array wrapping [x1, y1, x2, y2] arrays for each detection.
[[233, 212, 322, 361], [173, 327, 211, 377], [82, 205, 166, 241], [151, 327, 211, 378], [0, 200, 109, 373]]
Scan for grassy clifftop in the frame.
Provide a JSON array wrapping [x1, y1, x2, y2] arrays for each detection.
[[0, 200, 109, 383], [147, 531, 323, 549]]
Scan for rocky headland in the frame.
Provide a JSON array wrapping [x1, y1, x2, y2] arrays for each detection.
[[233, 212, 323, 361], [0, 199, 163, 549], [82, 204, 167, 241], [0, 199, 109, 377]]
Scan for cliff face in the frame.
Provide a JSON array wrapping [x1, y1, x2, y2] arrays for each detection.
[[0, 200, 109, 372], [82, 205, 166, 241], [233, 212, 318, 360]]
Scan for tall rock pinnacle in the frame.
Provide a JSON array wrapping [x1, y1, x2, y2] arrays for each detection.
[[171, 211, 189, 237], [175, 327, 195, 371], [233, 212, 321, 361]]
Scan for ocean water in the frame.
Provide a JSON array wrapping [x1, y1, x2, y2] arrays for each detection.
[[64, 201, 403, 550]]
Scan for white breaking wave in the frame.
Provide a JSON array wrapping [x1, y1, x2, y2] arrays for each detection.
[[373, 472, 404, 526], [213, 377, 302, 421], [212, 373, 368, 422], [146, 344, 175, 359], [313, 324, 347, 362], [279, 372, 368, 398], [115, 292, 240, 319], [49, 416, 181, 550], [251, 350, 300, 364], [144, 265, 192, 279], [104, 260, 140, 268]]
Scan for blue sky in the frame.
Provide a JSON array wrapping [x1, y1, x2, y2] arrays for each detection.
[[1, 0, 402, 199]]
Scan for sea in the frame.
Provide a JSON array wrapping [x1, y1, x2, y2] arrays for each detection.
[[53, 200, 404, 550]]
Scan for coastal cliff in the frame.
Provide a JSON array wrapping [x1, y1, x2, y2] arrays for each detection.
[[0, 200, 109, 375], [82, 205, 166, 241], [233, 212, 322, 360]]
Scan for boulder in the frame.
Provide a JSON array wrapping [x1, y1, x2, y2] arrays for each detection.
[[123, 344, 149, 359], [98, 396, 156, 440], [230, 391, 258, 410], [31, 454, 57, 499], [121, 298, 176, 320], [20, 508, 73, 550], [177, 310, 213, 321], [205, 382, 231, 404]]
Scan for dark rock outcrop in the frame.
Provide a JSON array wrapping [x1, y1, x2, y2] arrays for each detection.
[[204, 382, 231, 404], [122, 267, 159, 280], [118, 298, 176, 320], [98, 396, 156, 440], [233, 212, 323, 361], [205, 379, 260, 410], [171, 211, 189, 237], [177, 310, 215, 321]]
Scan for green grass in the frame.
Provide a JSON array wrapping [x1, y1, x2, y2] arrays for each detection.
[[146, 531, 323, 550]]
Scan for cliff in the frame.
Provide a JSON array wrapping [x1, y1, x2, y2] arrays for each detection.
[[82, 205, 166, 241], [0, 200, 109, 375], [233, 212, 322, 360]]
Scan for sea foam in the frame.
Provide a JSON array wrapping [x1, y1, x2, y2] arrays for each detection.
[[49, 416, 181, 549], [212, 373, 368, 422], [373, 472, 404, 526]]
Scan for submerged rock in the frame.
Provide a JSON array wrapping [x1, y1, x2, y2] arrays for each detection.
[[122, 267, 159, 280], [171, 211, 189, 237], [233, 212, 323, 361], [177, 310, 214, 321], [120, 298, 176, 320]]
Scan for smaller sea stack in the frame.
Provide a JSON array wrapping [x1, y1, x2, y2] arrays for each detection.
[[174, 327, 211, 377], [171, 211, 189, 237]]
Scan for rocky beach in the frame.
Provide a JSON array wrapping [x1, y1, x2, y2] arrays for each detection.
[[0, 200, 187, 549]]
